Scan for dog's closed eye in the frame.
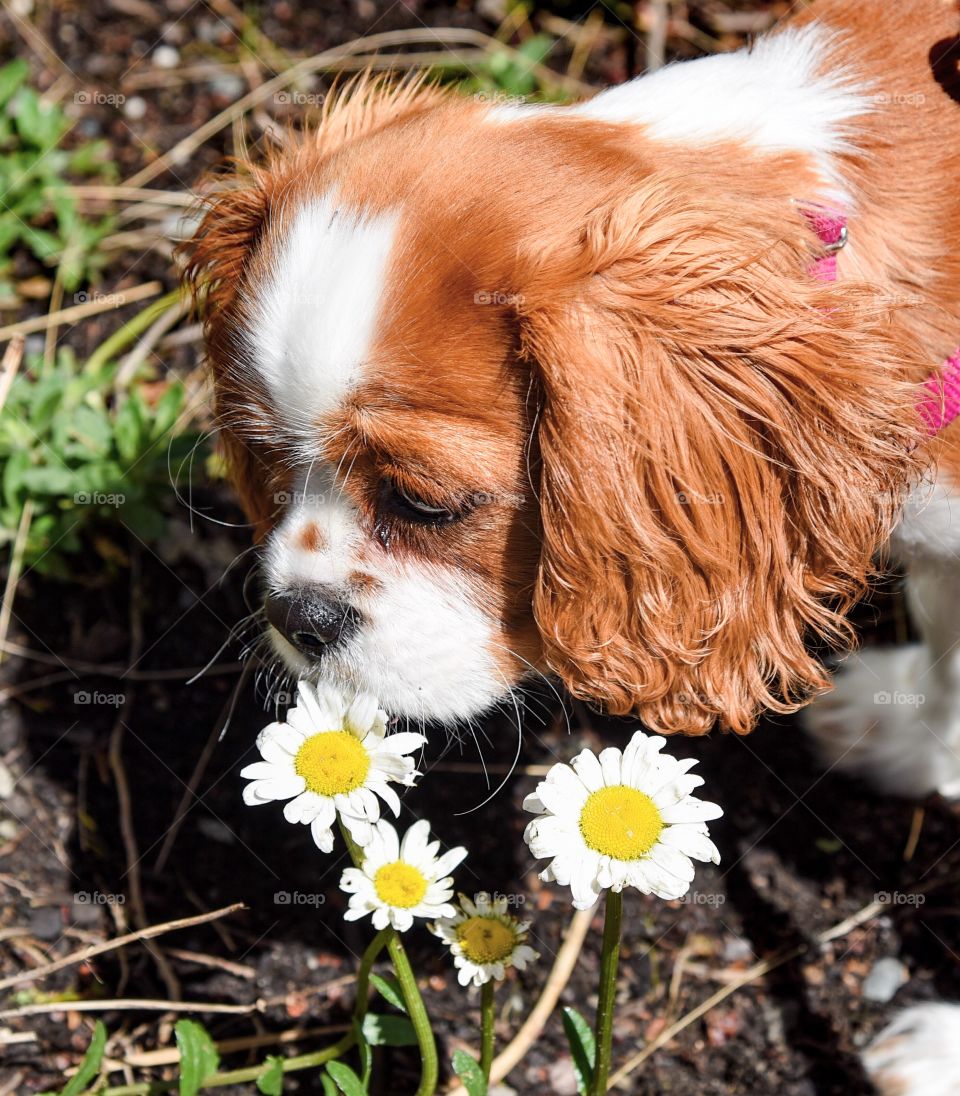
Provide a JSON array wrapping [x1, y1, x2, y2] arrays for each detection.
[[377, 477, 468, 528]]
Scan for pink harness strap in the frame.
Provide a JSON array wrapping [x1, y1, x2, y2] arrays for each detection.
[[801, 205, 960, 437], [918, 350, 960, 435]]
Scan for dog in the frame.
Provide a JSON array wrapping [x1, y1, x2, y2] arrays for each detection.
[[184, 4, 960, 1089]]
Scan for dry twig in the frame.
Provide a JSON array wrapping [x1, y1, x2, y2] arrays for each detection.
[[0, 903, 245, 992], [0, 282, 162, 341]]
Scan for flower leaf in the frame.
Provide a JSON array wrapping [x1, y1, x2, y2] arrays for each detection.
[[370, 972, 407, 1013], [562, 1006, 596, 1096], [0, 60, 29, 108], [324, 1059, 367, 1096], [175, 1019, 220, 1096], [361, 1012, 418, 1046], [256, 1055, 284, 1095], [352, 1019, 372, 1086], [452, 1048, 487, 1096], [320, 1075, 338, 1096], [59, 1020, 107, 1096]]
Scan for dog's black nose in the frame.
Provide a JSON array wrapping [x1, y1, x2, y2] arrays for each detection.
[[265, 589, 360, 658]]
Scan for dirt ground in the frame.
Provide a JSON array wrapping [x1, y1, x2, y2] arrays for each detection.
[[2, 1, 959, 1094]]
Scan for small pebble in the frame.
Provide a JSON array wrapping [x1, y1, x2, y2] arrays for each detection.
[[209, 74, 246, 101], [0, 762, 15, 799], [196, 817, 236, 844], [123, 96, 147, 122], [28, 907, 62, 941], [863, 957, 909, 1003], [152, 45, 180, 69], [723, 935, 754, 962], [545, 1058, 579, 1096]]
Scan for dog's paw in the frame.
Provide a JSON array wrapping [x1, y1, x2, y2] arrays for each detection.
[[802, 646, 960, 799], [864, 1003, 960, 1096]]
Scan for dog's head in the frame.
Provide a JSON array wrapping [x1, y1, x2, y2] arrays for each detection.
[[183, 77, 924, 730]]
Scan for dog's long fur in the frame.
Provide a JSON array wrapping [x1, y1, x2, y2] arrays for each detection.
[[182, 0, 960, 737], [184, 5, 960, 1089]]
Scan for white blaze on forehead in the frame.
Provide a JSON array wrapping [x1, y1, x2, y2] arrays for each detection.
[[244, 193, 399, 428]]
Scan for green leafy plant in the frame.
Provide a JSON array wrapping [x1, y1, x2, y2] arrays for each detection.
[[562, 1006, 597, 1096], [0, 58, 116, 299], [42, 1020, 106, 1096], [450, 34, 570, 104], [0, 345, 201, 575], [176, 1020, 221, 1096]]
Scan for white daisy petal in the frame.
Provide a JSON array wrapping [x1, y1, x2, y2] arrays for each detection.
[[380, 732, 426, 755], [400, 819, 432, 861], [570, 749, 604, 791], [375, 781, 402, 817], [659, 797, 724, 824], [598, 746, 624, 787], [659, 825, 721, 864], [258, 732, 300, 762], [338, 819, 468, 934], [257, 775, 306, 800], [521, 792, 546, 814], [651, 773, 705, 809], [298, 681, 343, 729], [240, 682, 424, 852], [434, 846, 469, 878], [647, 842, 697, 883], [241, 782, 271, 806], [239, 761, 281, 781], [340, 813, 374, 848], [431, 890, 540, 986], [283, 792, 319, 824], [310, 819, 335, 853], [522, 728, 723, 909]]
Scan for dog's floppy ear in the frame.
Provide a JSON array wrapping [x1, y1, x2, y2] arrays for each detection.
[[521, 175, 927, 734], [179, 165, 277, 533]]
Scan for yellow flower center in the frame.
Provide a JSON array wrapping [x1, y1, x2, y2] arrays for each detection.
[[456, 916, 518, 965], [579, 785, 664, 860], [374, 861, 428, 909], [294, 731, 370, 796]]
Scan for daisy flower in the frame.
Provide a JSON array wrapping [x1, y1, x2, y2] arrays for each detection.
[[340, 819, 467, 933], [240, 681, 425, 851], [523, 730, 723, 910], [431, 892, 539, 987]]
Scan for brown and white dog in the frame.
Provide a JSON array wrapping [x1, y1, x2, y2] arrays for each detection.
[[184, 2, 960, 1088]]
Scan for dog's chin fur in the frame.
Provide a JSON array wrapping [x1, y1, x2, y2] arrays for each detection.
[[266, 612, 515, 727]]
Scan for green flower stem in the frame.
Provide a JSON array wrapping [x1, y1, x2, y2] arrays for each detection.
[[358, 926, 392, 1019], [96, 1034, 355, 1094], [340, 818, 438, 1094], [386, 928, 438, 1096], [590, 889, 623, 1096], [480, 979, 496, 1081], [340, 821, 365, 865]]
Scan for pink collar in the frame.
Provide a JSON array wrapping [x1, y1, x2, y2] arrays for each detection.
[[802, 205, 960, 437]]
